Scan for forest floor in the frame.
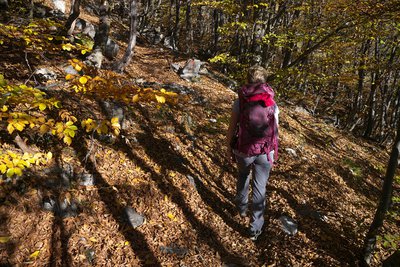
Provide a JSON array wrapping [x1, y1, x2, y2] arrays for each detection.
[[1, 4, 400, 267]]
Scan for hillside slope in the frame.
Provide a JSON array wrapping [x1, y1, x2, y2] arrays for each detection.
[[0, 13, 398, 267]]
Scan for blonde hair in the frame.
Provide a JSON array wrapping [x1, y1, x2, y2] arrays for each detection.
[[247, 65, 269, 84]]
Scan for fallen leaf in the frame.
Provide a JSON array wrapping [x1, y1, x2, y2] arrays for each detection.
[[30, 250, 40, 259], [0, 236, 10, 243]]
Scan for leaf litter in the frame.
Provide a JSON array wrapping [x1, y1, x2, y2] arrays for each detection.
[[0, 12, 399, 267]]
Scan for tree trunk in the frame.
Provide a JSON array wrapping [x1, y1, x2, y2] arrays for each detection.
[[65, 0, 81, 36], [185, 0, 192, 54], [113, 0, 137, 73], [172, 0, 180, 50], [361, 121, 400, 265], [93, 1, 110, 52], [364, 72, 378, 138], [213, 9, 219, 51], [353, 40, 371, 113]]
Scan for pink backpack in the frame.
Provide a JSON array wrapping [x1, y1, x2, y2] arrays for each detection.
[[236, 83, 278, 162]]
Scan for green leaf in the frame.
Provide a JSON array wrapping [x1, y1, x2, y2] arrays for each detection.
[[0, 74, 6, 87], [6, 168, 15, 178]]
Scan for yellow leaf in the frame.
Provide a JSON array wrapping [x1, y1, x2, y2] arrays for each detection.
[[155, 95, 166, 103], [169, 172, 176, 177], [38, 103, 46, 111], [39, 124, 49, 134], [1, 105, 7, 112], [63, 136, 72, 146], [132, 94, 139, 103], [30, 250, 40, 259], [167, 213, 177, 221], [124, 241, 130, 246], [14, 122, 25, 131], [79, 76, 87, 84], [7, 124, 14, 134], [65, 74, 74, 80], [62, 43, 73, 51], [75, 64, 82, 72], [111, 117, 119, 124], [47, 37, 53, 40], [14, 167, 22, 176], [0, 236, 10, 243], [46, 152, 53, 160], [89, 237, 98, 243], [81, 49, 87, 55], [0, 164, 6, 174]]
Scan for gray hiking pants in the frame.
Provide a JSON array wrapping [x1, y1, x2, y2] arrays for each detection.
[[235, 153, 271, 232]]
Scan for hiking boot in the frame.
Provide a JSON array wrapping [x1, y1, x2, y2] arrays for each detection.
[[234, 198, 247, 218], [249, 229, 262, 241]]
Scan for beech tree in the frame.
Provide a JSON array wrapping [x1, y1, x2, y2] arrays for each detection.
[[362, 122, 400, 265], [113, 0, 138, 72]]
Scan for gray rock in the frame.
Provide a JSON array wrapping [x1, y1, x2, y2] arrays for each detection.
[[163, 36, 174, 50], [74, 18, 86, 32], [85, 49, 104, 69], [49, 25, 58, 32], [125, 207, 145, 228], [186, 175, 197, 190], [42, 196, 56, 211], [79, 173, 95, 186], [179, 59, 203, 82], [170, 63, 181, 73], [160, 245, 188, 257], [135, 78, 146, 84], [34, 7, 47, 18], [285, 148, 297, 157], [198, 66, 209, 75], [58, 198, 78, 218], [279, 215, 298, 235], [35, 68, 57, 80], [104, 38, 119, 60], [294, 106, 310, 115], [83, 23, 96, 39], [64, 65, 79, 75], [60, 164, 74, 188], [145, 29, 164, 45], [52, 0, 65, 13], [85, 248, 95, 264], [298, 208, 328, 222]]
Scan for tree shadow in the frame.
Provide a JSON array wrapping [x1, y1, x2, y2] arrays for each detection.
[[0, 212, 16, 266], [135, 105, 242, 223], [291, 114, 382, 202], [71, 138, 161, 266], [108, 107, 248, 264], [49, 216, 71, 267], [261, 185, 362, 265], [166, 110, 237, 202]]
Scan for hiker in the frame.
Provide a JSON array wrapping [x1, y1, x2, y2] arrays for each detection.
[[226, 65, 279, 241]]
